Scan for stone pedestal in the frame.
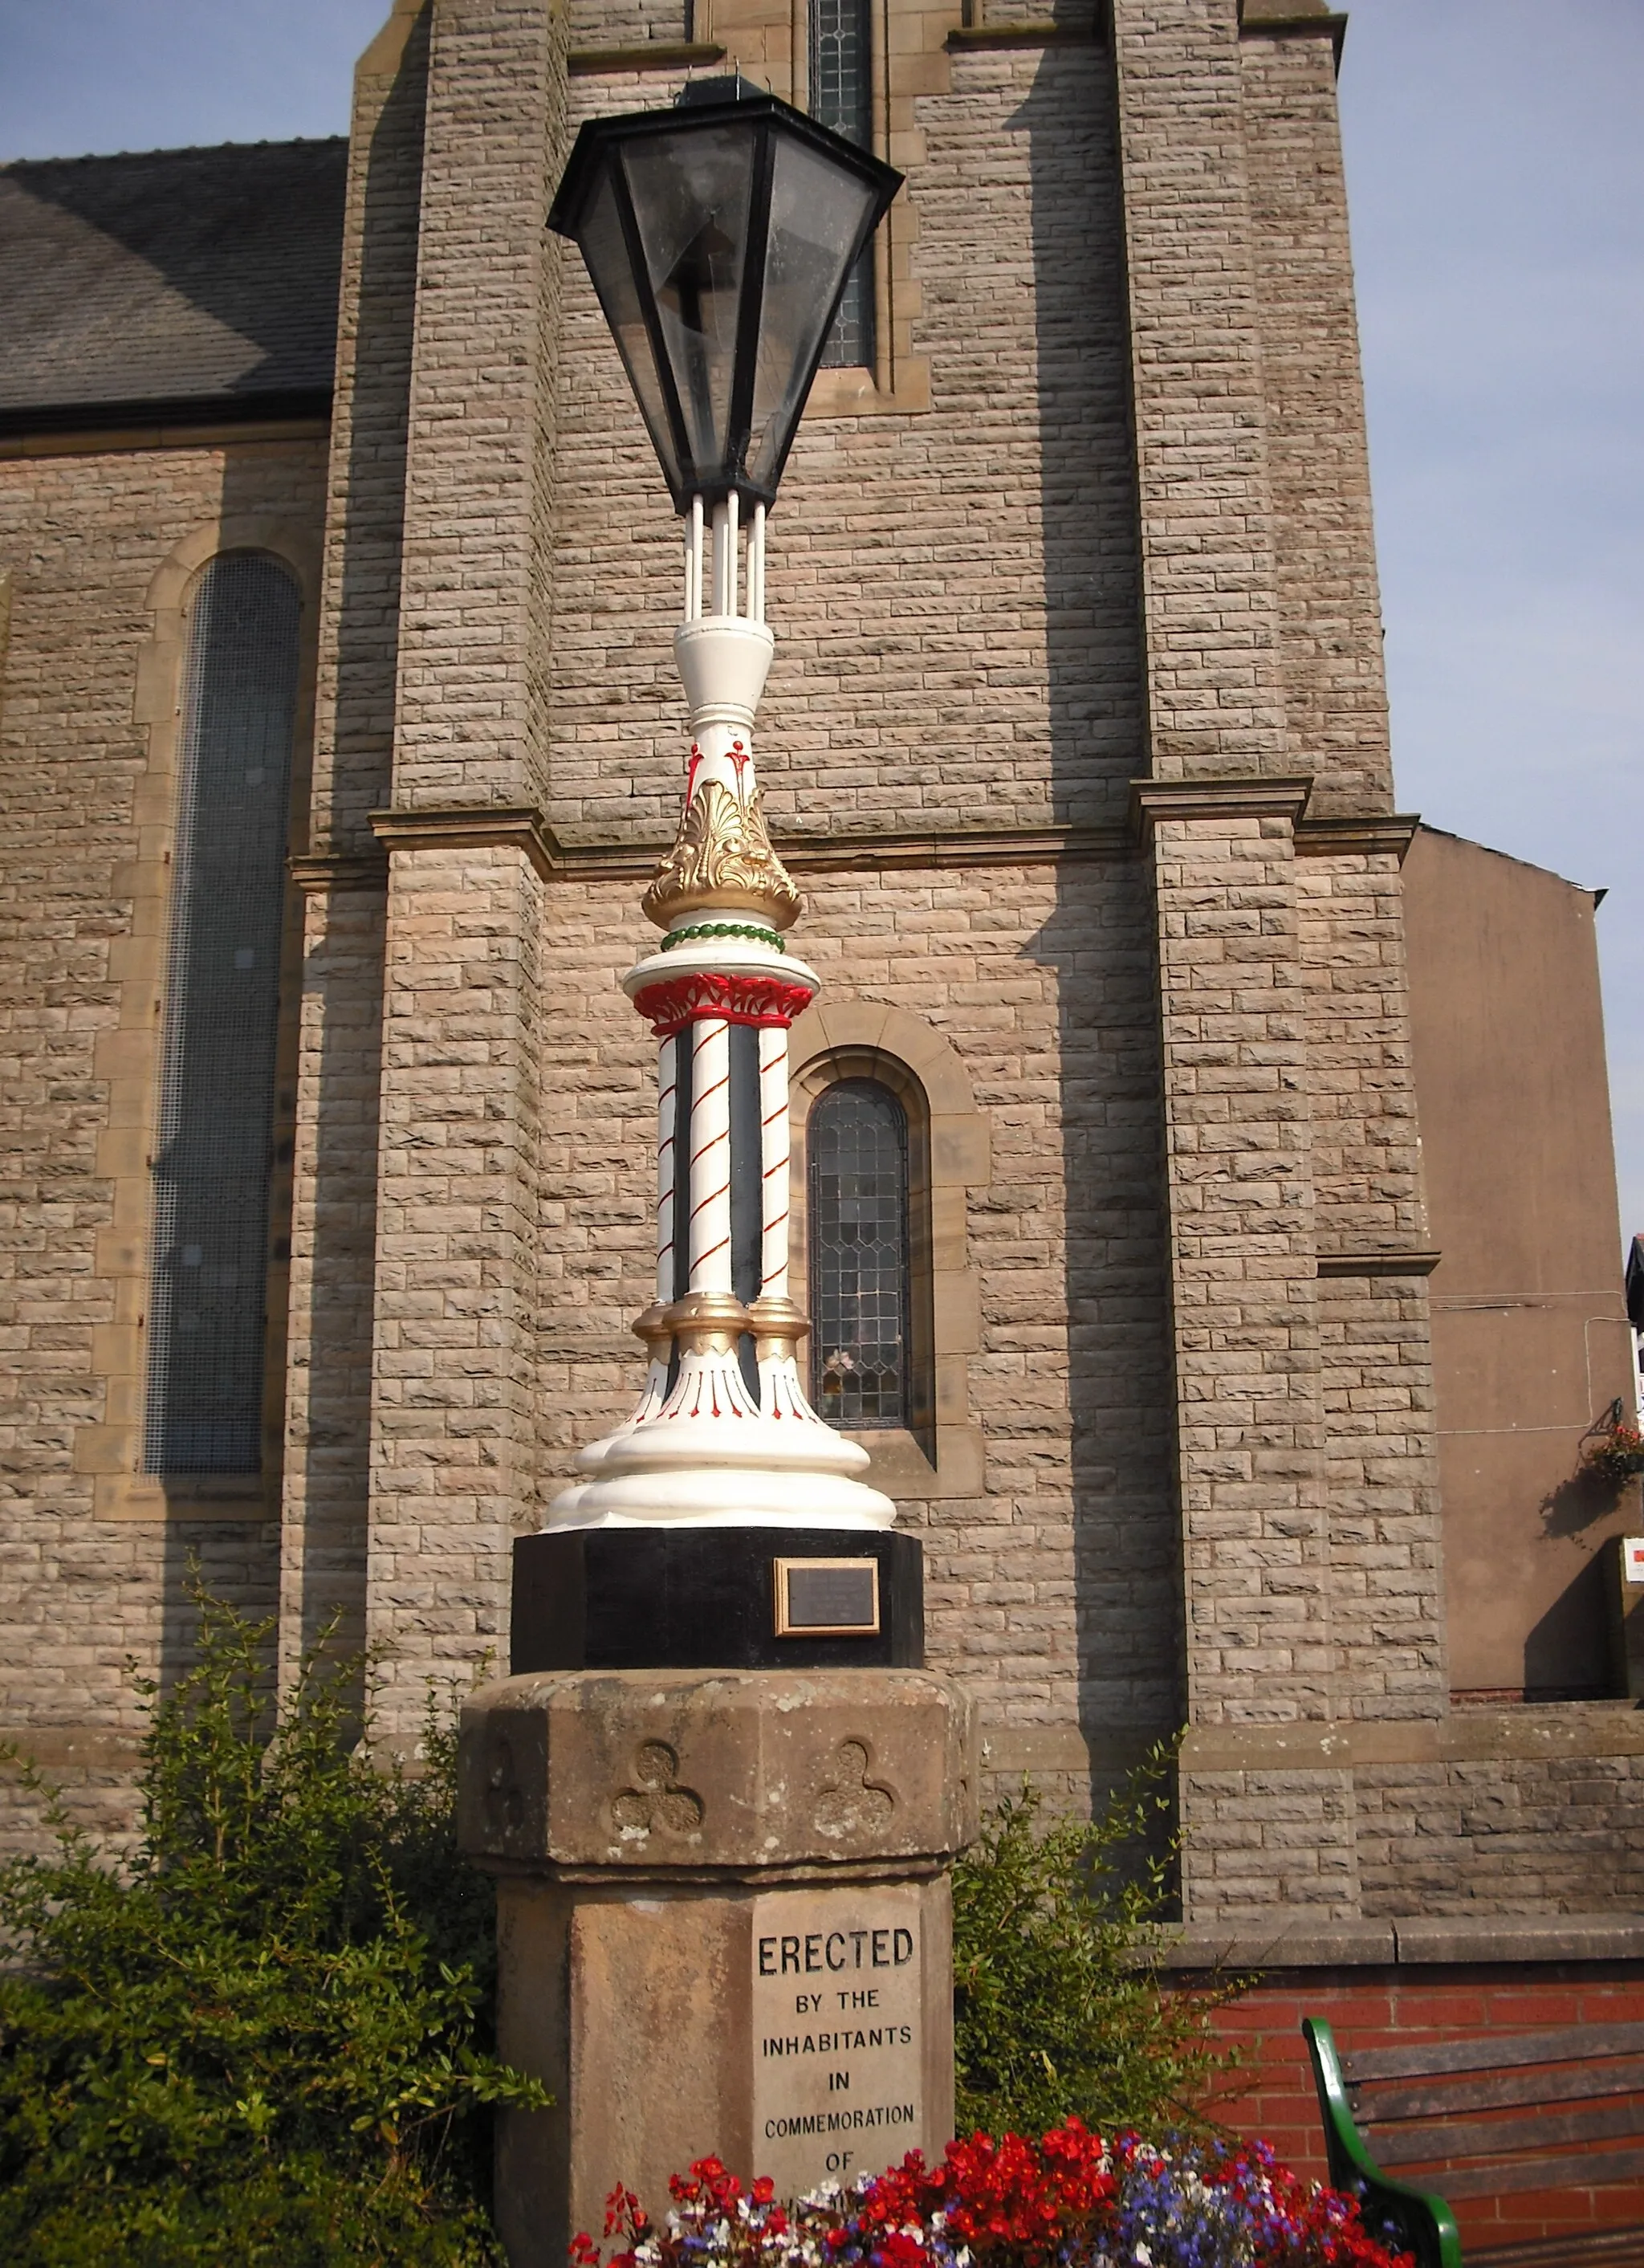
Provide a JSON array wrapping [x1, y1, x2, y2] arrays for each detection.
[[458, 1667, 976, 2264]]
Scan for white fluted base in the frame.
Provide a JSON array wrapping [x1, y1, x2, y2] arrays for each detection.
[[547, 1346, 895, 1532]]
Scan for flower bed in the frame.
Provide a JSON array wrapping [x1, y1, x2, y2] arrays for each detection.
[[572, 2123, 1413, 2268]]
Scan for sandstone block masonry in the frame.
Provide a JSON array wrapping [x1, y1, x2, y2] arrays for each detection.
[[0, 436, 328, 1848], [1, 0, 1636, 1916]]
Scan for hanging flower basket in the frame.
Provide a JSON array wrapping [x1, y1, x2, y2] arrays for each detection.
[[573, 2123, 1416, 2268], [1581, 1417, 1644, 1484]]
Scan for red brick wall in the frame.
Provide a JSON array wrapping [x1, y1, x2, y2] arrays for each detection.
[[1197, 1963, 1644, 2252]]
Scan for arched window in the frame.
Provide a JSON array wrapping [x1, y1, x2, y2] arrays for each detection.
[[143, 552, 301, 1475], [809, 0, 874, 369], [808, 1078, 912, 1427], [795, 1014, 986, 1492]]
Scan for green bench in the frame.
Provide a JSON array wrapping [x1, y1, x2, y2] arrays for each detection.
[[1304, 2014, 1644, 2267]]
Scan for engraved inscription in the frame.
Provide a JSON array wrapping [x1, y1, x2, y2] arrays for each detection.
[[610, 1739, 704, 1838], [751, 1886, 926, 2199], [812, 1737, 895, 1838]]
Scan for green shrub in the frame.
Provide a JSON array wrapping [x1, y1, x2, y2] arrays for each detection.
[[0, 1592, 547, 2267], [951, 1764, 1243, 2140]]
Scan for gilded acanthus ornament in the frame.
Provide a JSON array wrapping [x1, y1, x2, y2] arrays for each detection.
[[641, 778, 803, 932]]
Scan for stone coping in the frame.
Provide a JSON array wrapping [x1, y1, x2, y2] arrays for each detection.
[[983, 1700, 1644, 1780], [1151, 1912, 1644, 1973], [288, 787, 1425, 894]]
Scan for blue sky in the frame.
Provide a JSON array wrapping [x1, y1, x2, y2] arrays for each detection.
[[2, 0, 1640, 1248], [1337, 1, 1644, 1252]]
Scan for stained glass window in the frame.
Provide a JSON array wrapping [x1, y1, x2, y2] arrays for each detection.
[[808, 1079, 909, 1427], [809, 0, 875, 369], [143, 553, 300, 1474]]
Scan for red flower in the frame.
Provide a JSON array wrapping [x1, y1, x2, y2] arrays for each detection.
[[602, 2185, 645, 2241], [572, 2121, 1410, 2268]]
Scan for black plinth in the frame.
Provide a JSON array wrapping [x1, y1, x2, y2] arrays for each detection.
[[511, 1527, 924, 1672]]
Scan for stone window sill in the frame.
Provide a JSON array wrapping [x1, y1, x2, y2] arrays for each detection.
[[806, 361, 931, 417]]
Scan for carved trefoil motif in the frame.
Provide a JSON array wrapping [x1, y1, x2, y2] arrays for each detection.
[[610, 1738, 706, 1839], [812, 1736, 897, 1838]]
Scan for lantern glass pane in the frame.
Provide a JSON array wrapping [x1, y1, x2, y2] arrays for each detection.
[[747, 136, 878, 491], [623, 123, 755, 480], [577, 167, 683, 495]]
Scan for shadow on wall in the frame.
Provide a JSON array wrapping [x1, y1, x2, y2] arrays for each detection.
[[1523, 1549, 1628, 1703], [1012, 51, 1184, 1830], [158, 18, 430, 1701], [1539, 1463, 1630, 1542]]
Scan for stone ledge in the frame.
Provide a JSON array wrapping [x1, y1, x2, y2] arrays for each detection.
[[0, 1728, 143, 1773], [781, 823, 1128, 871], [326, 810, 1136, 888], [1152, 1920, 1395, 1971], [290, 849, 388, 894], [982, 1723, 1163, 1777], [18, 1705, 1640, 1788], [1182, 1702, 1644, 1772], [974, 1704, 1644, 1781], [1293, 812, 1421, 863], [1129, 775, 1315, 842], [946, 23, 1104, 52], [1154, 1912, 1644, 1972], [1238, 1, 1347, 64], [370, 804, 565, 883], [568, 41, 726, 74], [1316, 1249, 1442, 1278], [1394, 1915, 1644, 1965], [334, 804, 1443, 886]]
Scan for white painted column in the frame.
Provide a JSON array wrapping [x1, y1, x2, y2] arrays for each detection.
[[656, 1032, 678, 1304], [686, 1016, 734, 1294], [758, 1024, 791, 1299], [543, 481, 893, 1530]]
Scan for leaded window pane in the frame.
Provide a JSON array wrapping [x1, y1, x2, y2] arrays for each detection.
[[809, 0, 875, 370], [808, 1079, 909, 1428], [143, 553, 299, 1474]]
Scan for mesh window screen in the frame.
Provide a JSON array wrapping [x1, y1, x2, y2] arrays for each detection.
[[809, 0, 875, 369], [808, 1079, 910, 1427], [143, 553, 300, 1474]]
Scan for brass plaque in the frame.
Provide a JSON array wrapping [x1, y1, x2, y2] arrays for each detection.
[[774, 1557, 881, 1637]]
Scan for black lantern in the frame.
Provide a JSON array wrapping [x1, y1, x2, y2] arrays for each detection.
[[549, 78, 902, 513]]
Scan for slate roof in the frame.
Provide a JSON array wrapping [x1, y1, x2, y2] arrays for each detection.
[[0, 138, 348, 434]]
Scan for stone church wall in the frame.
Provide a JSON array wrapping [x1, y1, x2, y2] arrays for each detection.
[[1, 0, 1639, 1917], [0, 434, 328, 1845]]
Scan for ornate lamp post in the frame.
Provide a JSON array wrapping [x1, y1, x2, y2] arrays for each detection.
[[515, 82, 918, 1664], [458, 90, 975, 2251]]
